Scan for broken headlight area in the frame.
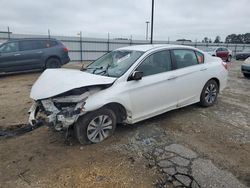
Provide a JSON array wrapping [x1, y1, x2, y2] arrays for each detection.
[[29, 95, 87, 131], [28, 86, 102, 130]]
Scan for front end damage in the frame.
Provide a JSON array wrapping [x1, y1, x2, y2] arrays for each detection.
[[28, 68, 116, 131], [29, 87, 100, 130]]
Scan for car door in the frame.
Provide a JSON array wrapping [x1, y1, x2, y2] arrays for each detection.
[[127, 50, 178, 122], [0, 41, 24, 72], [18, 40, 44, 70], [170, 49, 209, 107]]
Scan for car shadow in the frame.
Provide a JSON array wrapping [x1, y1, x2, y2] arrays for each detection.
[[0, 69, 42, 77]]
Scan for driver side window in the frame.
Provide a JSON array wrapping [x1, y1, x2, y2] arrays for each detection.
[[136, 50, 172, 77], [0, 42, 18, 53]]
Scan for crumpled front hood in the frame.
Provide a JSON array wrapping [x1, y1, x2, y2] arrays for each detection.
[[30, 69, 116, 100]]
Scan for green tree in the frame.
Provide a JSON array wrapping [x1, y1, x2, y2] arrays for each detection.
[[243, 33, 250, 44], [202, 37, 209, 43], [214, 36, 221, 43]]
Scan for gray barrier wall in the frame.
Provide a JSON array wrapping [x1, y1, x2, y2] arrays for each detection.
[[1, 32, 250, 62]]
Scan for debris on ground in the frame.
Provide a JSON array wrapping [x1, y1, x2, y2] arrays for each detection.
[[0, 121, 43, 137]]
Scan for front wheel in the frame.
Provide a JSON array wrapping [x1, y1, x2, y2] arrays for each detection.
[[74, 108, 116, 145], [200, 80, 219, 107]]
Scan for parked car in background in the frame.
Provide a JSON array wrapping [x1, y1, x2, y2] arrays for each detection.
[[0, 38, 70, 74], [241, 57, 250, 78], [29, 44, 228, 144], [205, 47, 232, 62], [236, 49, 250, 60]]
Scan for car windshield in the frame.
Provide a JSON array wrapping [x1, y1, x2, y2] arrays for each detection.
[[83, 50, 144, 77]]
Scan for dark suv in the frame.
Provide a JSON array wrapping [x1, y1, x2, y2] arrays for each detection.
[[0, 38, 70, 73]]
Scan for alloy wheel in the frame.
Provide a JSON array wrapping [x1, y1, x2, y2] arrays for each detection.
[[87, 115, 113, 143], [204, 83, 217, 104]]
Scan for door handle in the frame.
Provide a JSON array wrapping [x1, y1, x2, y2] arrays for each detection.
[[200, 68, 207, 71], [14, 53, 21, 56], [36, 51, 43, 54], [167, 75, 178, 80]]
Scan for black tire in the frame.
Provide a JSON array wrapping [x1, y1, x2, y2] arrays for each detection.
[[243, 73, 250, 78], [46, 58, 61, 69], [227, 55, 232, 62], [74, 108, 116, 145], [200, 80, 219, 107]]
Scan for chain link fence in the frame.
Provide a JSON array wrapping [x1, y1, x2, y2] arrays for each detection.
[[1, 29, 250, 62]]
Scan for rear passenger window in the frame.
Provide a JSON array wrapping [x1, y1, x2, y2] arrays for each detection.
[[195, 51, 204, 64], [19, 40, 42, 51], [19, 40, 58, 51], [40, 40, 58, 48], [136, 50, 172, 76], [172, 50, 198, 69], [48, 40, 58, 47]]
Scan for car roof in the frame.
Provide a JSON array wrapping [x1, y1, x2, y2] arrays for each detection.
[[116, 44, 198, 52], [7, 38, 57, 42]]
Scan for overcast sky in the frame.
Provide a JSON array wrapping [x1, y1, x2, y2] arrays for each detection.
[[1, 0, 250, 41]]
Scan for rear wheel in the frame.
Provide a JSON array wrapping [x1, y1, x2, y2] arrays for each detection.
[[200, 80, 219, 107], [243, 73, 250, 78], [227, 55, 232, 62], [46, 58, 61, 69], [74, 108, 116, 145]]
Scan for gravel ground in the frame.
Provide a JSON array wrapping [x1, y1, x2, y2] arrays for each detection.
[[0, 60, 249, 188]]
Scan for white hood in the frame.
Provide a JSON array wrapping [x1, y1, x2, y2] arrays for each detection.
[[30, 69, 116, 100]]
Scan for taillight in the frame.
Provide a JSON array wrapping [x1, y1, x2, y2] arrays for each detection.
[[221, 61, 228, 70], [63, 47, 68, 52]]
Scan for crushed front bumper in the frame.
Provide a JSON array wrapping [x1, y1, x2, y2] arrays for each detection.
[[28, 99, 86, 130]]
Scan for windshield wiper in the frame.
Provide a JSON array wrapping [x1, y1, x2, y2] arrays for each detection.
[[82, 65, 111, 76], [95, 64, 111, 76], [81, 66, 103, 73]]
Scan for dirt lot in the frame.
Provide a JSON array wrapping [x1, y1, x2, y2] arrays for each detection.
[[0, 61, 249, 188]]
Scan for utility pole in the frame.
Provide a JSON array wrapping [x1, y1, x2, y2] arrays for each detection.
[[77, 31, 83, 63], [107, 32, 110, 52], [80, 31, 83, 63], [145, 21, 150, 41], [7, 26, 10, 39], [150, 0, 154, 44], [48, 29, 51, 39]]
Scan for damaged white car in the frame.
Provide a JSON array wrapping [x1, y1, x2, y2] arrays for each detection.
[[29, 44, 228, 144]]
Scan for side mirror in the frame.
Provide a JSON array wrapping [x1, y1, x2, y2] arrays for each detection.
[[128, 71, 143, 81]]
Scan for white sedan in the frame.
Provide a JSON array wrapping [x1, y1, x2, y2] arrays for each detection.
[[29, 44, 228, 144]]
